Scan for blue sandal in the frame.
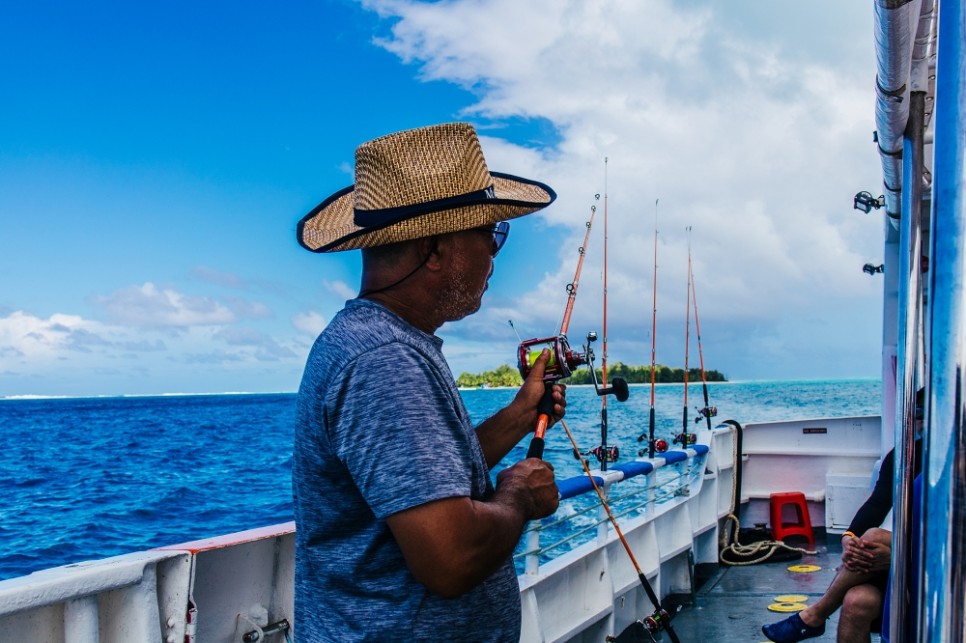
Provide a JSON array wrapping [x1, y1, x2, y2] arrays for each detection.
[[762, 612, 825, 642]]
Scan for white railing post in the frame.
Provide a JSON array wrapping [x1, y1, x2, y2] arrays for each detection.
[[525, 528, 540, 576], [64, 596, 99, 643]]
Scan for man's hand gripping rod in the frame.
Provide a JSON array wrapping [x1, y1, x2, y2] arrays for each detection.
[[517, 332, 629, 459]]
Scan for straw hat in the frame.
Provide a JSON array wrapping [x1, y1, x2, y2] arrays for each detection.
[[297, 122, 556, 252]]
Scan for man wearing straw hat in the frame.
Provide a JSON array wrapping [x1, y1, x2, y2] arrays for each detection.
[[293, 122, 566, 642]]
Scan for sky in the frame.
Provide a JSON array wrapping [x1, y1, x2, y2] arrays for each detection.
[[0, 0, 888, 398]]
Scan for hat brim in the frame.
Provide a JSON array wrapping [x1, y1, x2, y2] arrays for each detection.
[[297, 172, 556, 253]]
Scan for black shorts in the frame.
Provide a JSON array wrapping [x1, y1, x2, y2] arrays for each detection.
[[867, 570, 889, 633]]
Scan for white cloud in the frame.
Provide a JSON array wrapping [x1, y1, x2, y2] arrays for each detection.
[[370, 0, 884, 379], [0, 311, 96, 363], [293, 311, 327, 337], [324, 280, 357, 301], [0, 307, 306, 396], [92, 282, 236, 327]]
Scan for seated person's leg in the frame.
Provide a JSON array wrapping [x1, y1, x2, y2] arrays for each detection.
[[763, 529, 892, 643], [837, 582, 885, 641]]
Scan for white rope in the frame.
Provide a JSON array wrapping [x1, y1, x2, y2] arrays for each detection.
[[718, 425, 817, 566], [719, 514, 816, 566]]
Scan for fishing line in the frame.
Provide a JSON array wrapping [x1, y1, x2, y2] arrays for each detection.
[[508, 319, 523, 343], [558, 418, 682, 643]]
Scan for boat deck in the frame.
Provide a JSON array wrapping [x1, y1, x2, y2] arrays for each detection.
[[665, 534, 882, 643]]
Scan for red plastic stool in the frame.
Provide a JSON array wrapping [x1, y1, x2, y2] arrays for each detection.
[[769, 491, 814, 547]]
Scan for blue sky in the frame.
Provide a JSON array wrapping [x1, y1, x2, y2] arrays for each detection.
[[1, 0, 886, 397]]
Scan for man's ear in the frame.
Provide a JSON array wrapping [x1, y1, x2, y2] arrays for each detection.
[[420, 236, 442, 271]]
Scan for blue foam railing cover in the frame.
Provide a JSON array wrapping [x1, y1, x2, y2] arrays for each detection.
[[557, 475, 604, 500], [611, 461, 654, 479], [662, 450, 687, 464]]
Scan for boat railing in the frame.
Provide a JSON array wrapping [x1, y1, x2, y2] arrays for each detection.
[[0, 425, 740, 643], [514, 444, 711, 576], [0, 524, 297, 643], [515, 425, 737, 642]]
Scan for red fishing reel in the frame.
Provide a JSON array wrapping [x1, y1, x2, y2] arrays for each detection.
[[639, 439, 668, 457], [517, 335, 587, 381]]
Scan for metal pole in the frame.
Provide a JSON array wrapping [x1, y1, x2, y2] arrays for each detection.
[[923, 0, 966, 639], [889, 88, 924, 643]]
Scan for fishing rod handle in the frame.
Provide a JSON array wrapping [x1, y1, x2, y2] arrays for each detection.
[[526, 384, 557, 459], [526, 435, 545, 460]]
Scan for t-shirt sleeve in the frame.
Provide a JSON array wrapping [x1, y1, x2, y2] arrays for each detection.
[[848, 448, 896, 535], [325, 342, 477, 519]]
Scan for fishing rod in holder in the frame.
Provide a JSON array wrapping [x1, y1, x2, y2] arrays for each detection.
[[637, 203, 666, 459], [580, 331, 629, 469], [689, 246, 718, 432]]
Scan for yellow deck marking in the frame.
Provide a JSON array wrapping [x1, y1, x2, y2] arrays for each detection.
[[767, 602, 807, 612], [787, 564, 821, 573], [774, 594, 809, 603]]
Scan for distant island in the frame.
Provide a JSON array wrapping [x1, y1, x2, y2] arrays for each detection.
[[456, 362, 727, 388]]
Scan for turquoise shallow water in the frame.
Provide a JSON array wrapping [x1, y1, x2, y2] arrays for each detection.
[[0, 379, 880, 580]]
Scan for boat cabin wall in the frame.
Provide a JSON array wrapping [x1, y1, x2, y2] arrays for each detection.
[[736, 416, 882, 533]]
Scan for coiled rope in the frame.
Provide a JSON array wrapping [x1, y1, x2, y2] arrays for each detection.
[[718, 424, 817, 566]]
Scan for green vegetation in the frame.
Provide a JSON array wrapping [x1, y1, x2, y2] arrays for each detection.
[[456, 364, 524, 388], [562, 361, 727, 385], [456, 361, 726, 388]]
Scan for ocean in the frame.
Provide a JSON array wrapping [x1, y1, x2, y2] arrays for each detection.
[[0, 378, 881, 581]]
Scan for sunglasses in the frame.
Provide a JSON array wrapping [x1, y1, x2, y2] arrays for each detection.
[[474, 221, 510, 256]]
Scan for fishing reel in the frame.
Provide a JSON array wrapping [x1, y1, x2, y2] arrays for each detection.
[[642, 608, 673, 634], [638, 438, 668, 457], [673, 432, 697, 447], [606, 606, 678, 642], [516, 332, 631, 405], [694, 405, 717, 424], [577, 444, 620, 464], [517, 334, 588, 381], [583, 332, 630, 402]]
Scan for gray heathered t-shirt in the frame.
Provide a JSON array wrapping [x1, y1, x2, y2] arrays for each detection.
[[293, 299, 521, 642]]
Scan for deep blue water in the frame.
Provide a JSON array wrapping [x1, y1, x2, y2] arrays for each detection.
[[0, 379, 880, 581]]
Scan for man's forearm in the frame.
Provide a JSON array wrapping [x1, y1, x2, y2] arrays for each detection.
[[476, 404, 533, 467]]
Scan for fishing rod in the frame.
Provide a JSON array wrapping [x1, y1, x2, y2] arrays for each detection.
[[690, 249, 717, 431], [519, 339, 627, 461], [559, 416, 682, 643], [514, 194, 600, 458], [559, 196, 599, 335], [681, 227, 692, 443], [522, 196, 598, 460], [597, 158, 617, 471], [637, 199, 661, 458], [518, 190, 628, 460], [509, 318, 561, 457], [517, 185, 667, 640]]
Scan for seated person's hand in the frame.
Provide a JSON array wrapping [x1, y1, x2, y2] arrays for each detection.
[[842, 527, 891, 574]]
